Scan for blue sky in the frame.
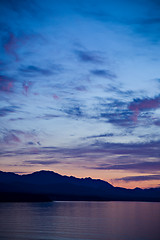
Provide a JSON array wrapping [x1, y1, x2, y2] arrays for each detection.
[[0, 0, 160, 188]]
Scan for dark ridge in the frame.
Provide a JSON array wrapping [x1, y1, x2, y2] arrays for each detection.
[[0, 170, 160, 202]]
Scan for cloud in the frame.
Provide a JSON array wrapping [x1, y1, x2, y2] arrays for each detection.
[[0, 106, 19, 117], [0, 131, 21, 145], [1, 0, 160, 181], [1, 139, 160, 175], [125, 12, 160, 41], [86, 133, 114, 139], [115, 174, 160, 182], [91, 95, 136, 128], [53, 94, 59, 100], [9, 117, 25, 121], [3, 32, 19, 60], [20, 65, 52, 76], [154, 120, 160, 126], [0, 129, 39, 146], [75, 86, 87, 91], [95, 94, 160, 127], [74, 50, 104, 64], [100, 109, 133, 127], [22, 80, 32, 96], [2, 31, 37, 61], [128, 96, 160, 111], [27, 141, 35, 145], [19, 64, 62, 76], [0, 75, 14, 92], [76, 0, 160, 43], [63, 105, 84, 118], [94, 161, 160, 173], [128, 96, 160, 122], [37, 114, 60, 120], [91, 140, 160, 160], [24, 160, 60, 165], [106, 85, 134, 97], [90, 69, 116, 79]]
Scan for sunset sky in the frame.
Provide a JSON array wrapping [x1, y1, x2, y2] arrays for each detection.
[[0, 0, 160, 189]]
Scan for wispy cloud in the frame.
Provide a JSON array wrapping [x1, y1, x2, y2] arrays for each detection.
[[1, 140, 160, 175], [2, 31, 38, 61], [74, 50, 104, 64], [62, 105, 84, 119], [115, 174, 160, 182], [24, 159, 60, 165], [3, 32, 19, 61], [94, 161, 160, 173], [37, 114, 60, 120], [19, 64, 62, 77], [90, 69, 116, 79], [86, 133, 114, 139], [75, 86, 87, 91], [91, 140, 160, 160], [0, 75, 14, 93], [0, 132, 21, 145], [100, 110, 133, 127], [0, 106, 19, 117], [0, 129, 39, 146], [20, 65, 52, 76]]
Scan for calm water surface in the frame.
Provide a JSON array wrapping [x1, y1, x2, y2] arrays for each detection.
[[0, 201, 160, 240]]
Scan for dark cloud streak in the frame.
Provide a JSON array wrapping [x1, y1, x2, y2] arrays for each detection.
[[75, 50, 104, 64], [19, 64, 62, 77], [24, 160, 60, 165], [115, 174, 160, 182], [0, 106, 19, 117], [94, 161, 160, 173], [91, 69, 116, 79]]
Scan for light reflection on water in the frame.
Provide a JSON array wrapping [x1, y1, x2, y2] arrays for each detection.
[[0, 201, 160, 240]]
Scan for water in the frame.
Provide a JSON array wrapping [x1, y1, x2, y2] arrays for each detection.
[[0, 201, 160, 240]]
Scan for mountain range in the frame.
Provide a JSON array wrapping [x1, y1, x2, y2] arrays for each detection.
[[0, 170, 160, 202]]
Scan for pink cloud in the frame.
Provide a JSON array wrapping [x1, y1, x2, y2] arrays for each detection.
[[128, 97, 160, 122], [4, 33, 19, 61], [130, 108, 139, 123], [2, 133, 21, 145], [0, 130, 39, 148], [0, 75, 14, 92], [23, 81, 32, 96], [129, 98, 160, 111], [53, 94, 59, 100], [3, 32, 40, 62]]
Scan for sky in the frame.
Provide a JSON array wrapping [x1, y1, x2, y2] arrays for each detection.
[[0, 0, 160, 189]]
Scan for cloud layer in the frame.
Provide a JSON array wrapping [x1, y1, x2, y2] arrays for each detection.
[[0, 0, 160, 188]]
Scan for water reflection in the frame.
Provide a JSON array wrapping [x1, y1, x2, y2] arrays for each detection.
[[0, 201, 160, 240]]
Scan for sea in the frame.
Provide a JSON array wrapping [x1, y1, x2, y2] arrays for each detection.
[[0, 201, 160, 240]]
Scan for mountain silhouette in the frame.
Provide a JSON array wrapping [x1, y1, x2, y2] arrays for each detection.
[[0, 170, 160, 202]]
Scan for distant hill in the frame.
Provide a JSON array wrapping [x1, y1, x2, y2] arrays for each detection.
[[0, 170, 160, 202]]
